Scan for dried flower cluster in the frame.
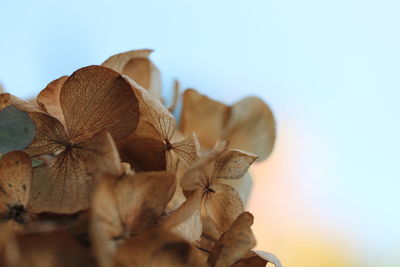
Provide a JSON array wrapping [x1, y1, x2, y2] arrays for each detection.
[[0, 50, 280, 267]]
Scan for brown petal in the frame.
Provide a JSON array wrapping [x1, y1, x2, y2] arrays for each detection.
[[233, 250, 282, 267], [223, 97, 276, 161], [118, 135, 166, 172], [179, 91, 276, 161], [213, 149, 258, 179], [36, 76, 68, 127], [91, 177, 123, 267], [156, 120, 198, 173], [198, 215, 220, 251], [127, 77, 170, 125], [117, 78, 174, 171], [60, 65, 139, 142], [28, 126, 124, 214], [25, 112, 68, 157], [113, 226, 203, 267], [166, 163, 189, 212], [28, 129, 122, 214], [115, 171, 176, 234], [77, 131, 122, 179], [171, 133, 200, 168], [204, 183, 244, 234], [180, 141, 228, 193], [117, 113, 165, 173], [180, 164, 207, 193], [166, 149, 179, 173], [127, 78, 175, 141], [27, 150, 92, 214], [154, 114, 176, 142], [102, 49, 162, 100], [162, 188, 203, 242], [207, 212, 256, 267], [180, 89, 229, 149], [0, 151, 32, 218]]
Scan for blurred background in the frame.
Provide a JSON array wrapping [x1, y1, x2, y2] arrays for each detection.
[[1, 1, 399, 266]]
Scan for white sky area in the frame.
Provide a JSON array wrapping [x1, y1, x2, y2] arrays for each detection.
[[1, 1, 399, 265]]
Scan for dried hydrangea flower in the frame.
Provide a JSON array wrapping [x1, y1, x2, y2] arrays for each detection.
[[91, 170, 176, 266], [181, 142, 258, 235], [179, 89, 276, 205], [0, 49, 281, 267], [133, 110, 199, 173], [118, 78, 198, 173], [15, 65, 140, 214], [180, 89, 275, 161], [102, 50, 198, 173], [102, 49, 181, 112]]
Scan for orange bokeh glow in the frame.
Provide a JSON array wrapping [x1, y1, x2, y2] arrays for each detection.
[[247, 122, 357, 267]]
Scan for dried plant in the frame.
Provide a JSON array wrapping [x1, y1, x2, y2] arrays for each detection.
[[0, 50, 281, 267]]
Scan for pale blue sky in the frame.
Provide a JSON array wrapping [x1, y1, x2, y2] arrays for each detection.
[[1, 1, 399, 265]]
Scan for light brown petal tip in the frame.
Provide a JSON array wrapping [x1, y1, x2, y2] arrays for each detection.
[[223, 97, 276, 161], [102, 49, 162, 100], [180, 89, 230, 149], [213, 149, 258, 179], [36, 76, 68, 126]]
